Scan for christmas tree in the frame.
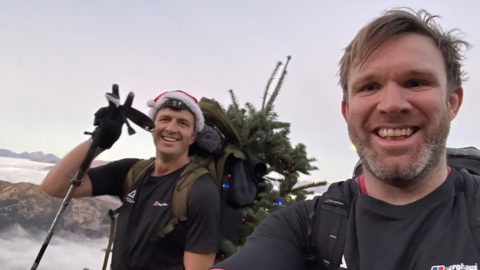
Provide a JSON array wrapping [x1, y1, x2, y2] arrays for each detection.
[[221, 56, 327, 255]]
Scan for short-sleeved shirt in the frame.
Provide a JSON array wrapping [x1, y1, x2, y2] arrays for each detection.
[[88, 158, 221, 270], [213, 167, 480, 270]]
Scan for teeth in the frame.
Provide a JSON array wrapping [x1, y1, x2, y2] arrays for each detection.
[[378, 128, 413, 138], [163, 137, 179, 142]]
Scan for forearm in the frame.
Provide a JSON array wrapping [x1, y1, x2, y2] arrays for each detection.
[[39, 140, 103, 198], [184, 251, 215, 270], [212, 200, 314, 270]]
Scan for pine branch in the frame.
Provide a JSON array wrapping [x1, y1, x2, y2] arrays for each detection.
[[245, 102, 257, 116], [261, 61, 282, 111], [290, 181, 328, 193], [265, 56, 291, 115], [228, 89, 240, 114]]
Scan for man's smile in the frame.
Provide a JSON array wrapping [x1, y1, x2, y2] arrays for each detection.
[[375, 127, 418, 140], [161, 136, 180, 142]]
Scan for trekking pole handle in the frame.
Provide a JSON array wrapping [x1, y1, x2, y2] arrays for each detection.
[[31, 133, 101, 270]]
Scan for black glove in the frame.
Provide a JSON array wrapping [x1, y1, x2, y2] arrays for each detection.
[[92, 102, 125, 149]]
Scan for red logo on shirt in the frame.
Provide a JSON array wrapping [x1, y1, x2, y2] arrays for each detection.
[[153, 201, 168, 206]]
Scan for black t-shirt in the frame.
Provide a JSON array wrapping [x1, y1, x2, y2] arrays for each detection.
[[213, 168, 480, 270], [88, 158, 221, 270]]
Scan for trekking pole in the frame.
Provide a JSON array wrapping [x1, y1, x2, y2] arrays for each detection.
[[30, 84, 154, 270], [31, 131, 101, 270]]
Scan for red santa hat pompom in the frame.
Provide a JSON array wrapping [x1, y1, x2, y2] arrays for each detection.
[[146, 90, 204, 132]]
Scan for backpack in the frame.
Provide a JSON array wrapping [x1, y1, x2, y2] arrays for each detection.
[[304, 147, 480, 270], [102, 97, 267, 270]]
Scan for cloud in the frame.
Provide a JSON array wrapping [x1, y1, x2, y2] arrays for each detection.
[[0, 157, 51, 185], [0, 225, 110, 270]]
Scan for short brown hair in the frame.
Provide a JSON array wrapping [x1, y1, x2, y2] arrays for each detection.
[[338, 8, 470, 100]]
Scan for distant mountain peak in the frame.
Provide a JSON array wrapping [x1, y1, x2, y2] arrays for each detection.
[[0, 149, 60, 164]]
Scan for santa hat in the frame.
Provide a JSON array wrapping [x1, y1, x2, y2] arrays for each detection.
[[146, 90, 204, 132]]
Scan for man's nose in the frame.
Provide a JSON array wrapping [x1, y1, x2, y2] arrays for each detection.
[[376, 83, 412, 114], [164, 121, 178, 132]]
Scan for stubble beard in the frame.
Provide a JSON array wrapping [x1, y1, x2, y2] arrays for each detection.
[[349, 112, 450, 189]]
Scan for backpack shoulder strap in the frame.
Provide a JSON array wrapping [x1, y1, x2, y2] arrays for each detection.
[[156, 162, 209, 238], [124, 157, 155, 197], [458, 169, 480, 254], [306, 179, 353, 270]]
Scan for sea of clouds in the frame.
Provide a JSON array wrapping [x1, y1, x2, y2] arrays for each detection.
[[0, 157, 51, 185], [0, 225, 110, 270], [0, 156, 111, 270]]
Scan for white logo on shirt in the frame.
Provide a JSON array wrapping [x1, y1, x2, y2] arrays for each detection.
[[126, 190, 136, 203], [153, 201, 168, 207]]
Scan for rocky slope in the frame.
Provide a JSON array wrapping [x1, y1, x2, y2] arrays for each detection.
[[0, 180, 121, 238]]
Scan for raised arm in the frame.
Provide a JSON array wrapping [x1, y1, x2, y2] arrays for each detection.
[[39, 140, 102, 198], [40, 102, 125, 198]]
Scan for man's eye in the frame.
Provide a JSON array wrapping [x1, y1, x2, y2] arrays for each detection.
[[405, 80, 426, 88], [361, 84, 379, 92]]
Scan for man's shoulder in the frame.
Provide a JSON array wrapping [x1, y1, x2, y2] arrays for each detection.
[[188, 173, 218, 197], [182, 162, 215, 186], [89, 158, 141, 176], [97, 158, 142, 169], [318, 178, 356, 198], [297, 178, 356, 212]]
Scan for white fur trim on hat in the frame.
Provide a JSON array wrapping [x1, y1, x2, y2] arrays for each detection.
[[146, 90, 204, 132]]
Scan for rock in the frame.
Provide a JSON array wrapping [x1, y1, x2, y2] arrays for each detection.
[[0, 180, 121, 238]]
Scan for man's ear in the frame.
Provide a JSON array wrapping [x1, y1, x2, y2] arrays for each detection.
[[190, 131, 197, 145], [448, 87, 463, 121], [341, 100, 349, 123]]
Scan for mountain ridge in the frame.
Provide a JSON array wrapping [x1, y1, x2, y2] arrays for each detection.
[[0, 149, 60, 164]]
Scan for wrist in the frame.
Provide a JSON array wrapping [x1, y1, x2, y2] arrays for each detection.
[[86, 138, 106, 153]]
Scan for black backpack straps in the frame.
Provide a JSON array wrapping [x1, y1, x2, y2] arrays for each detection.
[[459, 169, 480, 254], [303, 196, 321, 270], [313, 179, 352, 270], [471, 175, 480, 256], [447, 147, 480, 175]]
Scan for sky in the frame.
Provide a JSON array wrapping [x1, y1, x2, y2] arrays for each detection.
[[1, 0, 480, 184]]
